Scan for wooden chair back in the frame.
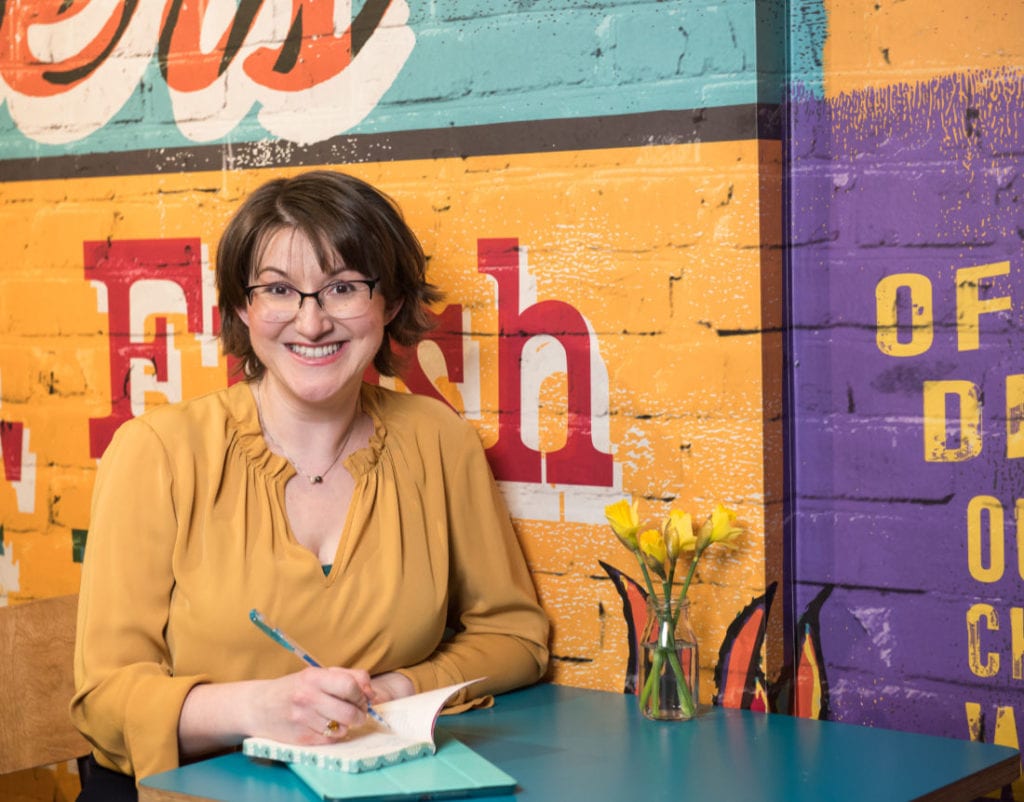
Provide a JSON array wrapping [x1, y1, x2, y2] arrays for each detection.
[[0, 594, 91, 774]]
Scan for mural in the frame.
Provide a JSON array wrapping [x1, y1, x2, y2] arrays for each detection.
[[788, 3, 1024, 798], [0, 1, 766, 161], [13, 0, 1023, 795], [0, 2, 788, 798], [0, 138, 779, 689], [0, 1, 413, 147], [603, 563, 832, 718]]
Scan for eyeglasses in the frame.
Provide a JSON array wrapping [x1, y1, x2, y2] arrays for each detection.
[[245, 279, 380, 322]]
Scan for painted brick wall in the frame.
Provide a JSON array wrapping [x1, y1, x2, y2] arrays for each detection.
[[788, 1, 1024, 792], [0, 1, 765, 159], [7, 0, 1021, 799], [0, 3, 781, 798]]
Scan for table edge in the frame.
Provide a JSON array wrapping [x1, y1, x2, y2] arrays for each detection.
[[913, 751, 1021, 802]]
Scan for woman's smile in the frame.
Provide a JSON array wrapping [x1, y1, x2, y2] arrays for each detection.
[[287, 341, 344, 359]]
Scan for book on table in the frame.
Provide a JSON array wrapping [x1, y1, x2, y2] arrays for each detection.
[[242, 679, 517, 800]]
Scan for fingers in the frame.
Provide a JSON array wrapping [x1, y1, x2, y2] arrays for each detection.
[[301, 667, 376, 741], [320, 666, 374, 706], [369, 671, 414, 703], [252, 666, 381, 745]]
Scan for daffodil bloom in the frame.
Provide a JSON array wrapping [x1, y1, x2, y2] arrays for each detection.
[[695, 517, 713, 552], [708, 503, 742, 548], [638, 528, 667, 577], [662, 510, 696, 561], [605, 498, 640, 551]]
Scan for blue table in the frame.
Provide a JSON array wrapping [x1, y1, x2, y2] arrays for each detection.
[[139, 683, 1020, 802]]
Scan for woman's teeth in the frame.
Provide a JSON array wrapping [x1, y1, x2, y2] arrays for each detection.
[[288, 343, 341, 358]]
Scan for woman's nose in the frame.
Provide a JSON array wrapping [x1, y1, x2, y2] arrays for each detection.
[[292, 293, 334, 336]]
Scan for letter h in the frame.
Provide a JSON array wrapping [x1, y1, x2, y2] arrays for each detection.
[[478, 238, 612, 487]]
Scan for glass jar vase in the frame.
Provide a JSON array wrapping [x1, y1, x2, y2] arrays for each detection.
[[637, 596, 699, 721]]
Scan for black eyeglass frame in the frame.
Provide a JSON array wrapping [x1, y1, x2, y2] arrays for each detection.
[[244, 278, 380, 316]]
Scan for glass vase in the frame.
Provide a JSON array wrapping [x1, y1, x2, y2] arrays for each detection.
[[637, 596, 699, 721]]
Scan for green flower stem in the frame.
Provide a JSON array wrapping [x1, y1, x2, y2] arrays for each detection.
[[666, 647, 696, 717], [654, 601, 696, 719], [665, 560, 676, 600], [672, 547, 704, 629], [635, 557, 661, 602], [641, 644, 695, 719], [640, 647, 664, 716], [635, 556, 667, 717]]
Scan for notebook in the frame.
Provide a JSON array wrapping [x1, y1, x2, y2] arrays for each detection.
[[242, 679, 480, 773], [288, 732, 517, 801]]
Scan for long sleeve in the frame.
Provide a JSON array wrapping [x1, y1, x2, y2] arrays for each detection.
[[377, 402, 550, 706], [71, 418, 211, 781]]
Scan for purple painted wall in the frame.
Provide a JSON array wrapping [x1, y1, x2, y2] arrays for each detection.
[[789, 68, 1024, 743]]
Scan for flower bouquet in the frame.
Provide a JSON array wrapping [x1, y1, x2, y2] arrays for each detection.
[[605, 498, 743, 720]]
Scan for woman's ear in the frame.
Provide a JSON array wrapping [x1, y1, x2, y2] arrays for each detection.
[[236, 306, 251, 328], [384, 299, 404, 325]]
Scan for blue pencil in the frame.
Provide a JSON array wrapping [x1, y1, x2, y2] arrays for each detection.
[[249, 608, 388, 727]]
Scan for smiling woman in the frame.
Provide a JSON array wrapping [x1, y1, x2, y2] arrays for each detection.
[[238, 224, 395, 418], [217, 170, 441, 381], [70, 171, 550, 802]]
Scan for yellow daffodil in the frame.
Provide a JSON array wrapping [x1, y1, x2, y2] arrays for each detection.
[[638, 528, 667, 577], [708, 503, 743, 548], [662, 510, 696, 561], [695, 503, 742, 551], [605, 498, 640, 551]]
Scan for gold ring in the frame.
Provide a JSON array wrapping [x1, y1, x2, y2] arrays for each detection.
[[324, 719, 340, 737]]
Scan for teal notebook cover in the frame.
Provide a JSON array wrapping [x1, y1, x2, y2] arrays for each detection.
[[288, 733, 517, 801]]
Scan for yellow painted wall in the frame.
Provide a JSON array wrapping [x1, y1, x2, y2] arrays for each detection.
[[823, 0, 1024, 96], [0, 141, 777, 698]]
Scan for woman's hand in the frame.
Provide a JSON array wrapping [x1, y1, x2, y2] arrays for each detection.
[[178, 666, 379, 759], [249, 666, 378, 744], [369, 671, 414, 703]]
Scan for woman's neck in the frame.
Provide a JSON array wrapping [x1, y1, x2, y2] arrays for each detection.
[[252, 379, 364, 476]]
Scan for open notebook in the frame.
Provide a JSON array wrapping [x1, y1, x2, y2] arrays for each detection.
[[242, 680, 515, 800], [243, 679, 479, 773]]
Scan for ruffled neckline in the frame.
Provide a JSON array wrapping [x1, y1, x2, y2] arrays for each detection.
[[346, 384, 388, 477], [225, 381, 387, 481]]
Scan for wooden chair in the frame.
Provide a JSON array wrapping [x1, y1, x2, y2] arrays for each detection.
[[0, 594, 91, 781]]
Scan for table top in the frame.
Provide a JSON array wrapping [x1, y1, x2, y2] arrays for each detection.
[[139, 683, 1020, 802]]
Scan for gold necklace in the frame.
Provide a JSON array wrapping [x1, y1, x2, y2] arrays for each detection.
[[255, 382, 357, 485]]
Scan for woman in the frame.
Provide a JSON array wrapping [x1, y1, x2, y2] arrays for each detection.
[[71, 170, 550, 800]]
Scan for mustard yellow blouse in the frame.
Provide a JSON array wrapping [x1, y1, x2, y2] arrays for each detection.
[[71, 382, 550, 780]]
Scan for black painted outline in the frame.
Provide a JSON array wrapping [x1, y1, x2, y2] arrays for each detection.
[[0, 104, 781, 182]]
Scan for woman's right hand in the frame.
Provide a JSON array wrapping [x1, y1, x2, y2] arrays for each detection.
[[249, 665, 377, 744], [178, 665, 379, 759]]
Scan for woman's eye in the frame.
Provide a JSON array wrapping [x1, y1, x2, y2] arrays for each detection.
[[265, 283, 295, 297], [324, 282, 356, 296]]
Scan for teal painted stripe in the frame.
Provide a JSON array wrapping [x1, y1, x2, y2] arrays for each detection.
[[372, 1, 765, 129], [788, 0, 827, 97], [0, 0, 769, 162]]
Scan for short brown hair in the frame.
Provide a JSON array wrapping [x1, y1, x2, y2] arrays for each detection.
[[217, 170, 443, 379]]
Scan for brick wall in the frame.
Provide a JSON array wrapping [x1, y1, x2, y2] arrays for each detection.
[[788, 1, 1024, 785]]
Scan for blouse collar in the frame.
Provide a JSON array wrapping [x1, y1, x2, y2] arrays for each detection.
[[227, 380, 387, 480]]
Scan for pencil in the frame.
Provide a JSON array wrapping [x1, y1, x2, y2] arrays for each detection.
[[249, 608, 388, 727]]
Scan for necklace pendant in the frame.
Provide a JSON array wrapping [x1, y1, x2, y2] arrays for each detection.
[[310, 475, 323, 484]]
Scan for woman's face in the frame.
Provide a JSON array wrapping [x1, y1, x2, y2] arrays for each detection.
[[237, 227, 396, 408]]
